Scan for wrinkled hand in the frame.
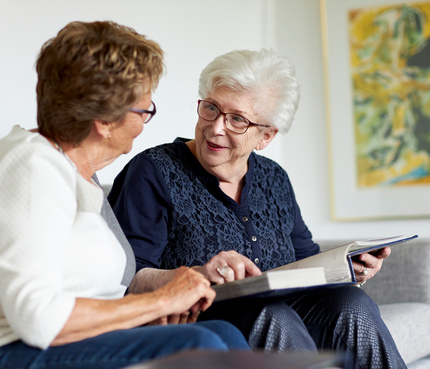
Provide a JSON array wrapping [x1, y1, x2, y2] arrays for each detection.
[[193, 250, 262, 285], [150, 266, 215, 322], [352, 246, 391, 283]]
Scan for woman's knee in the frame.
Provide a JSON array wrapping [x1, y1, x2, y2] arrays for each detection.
[[260, 301, 304, 324], [330, 286, 379, 314], [195, 320, 250, 350], [182, 324, 229, 350]]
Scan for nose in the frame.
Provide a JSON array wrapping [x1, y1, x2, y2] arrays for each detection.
[[211, 113, 227, 135]]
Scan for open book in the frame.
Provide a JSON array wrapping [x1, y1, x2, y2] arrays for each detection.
[[212, 234, 418, 302]]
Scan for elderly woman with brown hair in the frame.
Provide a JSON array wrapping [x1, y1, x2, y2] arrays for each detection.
[[0, 21, 250, 369], [109, 49, 407, 368]]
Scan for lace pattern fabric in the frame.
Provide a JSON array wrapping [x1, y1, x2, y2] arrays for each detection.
[[143, 140, 296, 271]]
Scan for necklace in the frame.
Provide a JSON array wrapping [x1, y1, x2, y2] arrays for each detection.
[[52, 140, 95, 185], [52, 140, 78, 172], [53, 141, 63, 154]]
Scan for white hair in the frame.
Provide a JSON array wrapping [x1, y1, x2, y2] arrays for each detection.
[[198, 49, 300, 134]]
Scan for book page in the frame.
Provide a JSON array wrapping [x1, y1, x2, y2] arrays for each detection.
[[267, 235, 417, 284], [271, 245, 350, 271], [272, 244, 355, 283], [347, 235, 417, 255], [270, 245, 353, 283]]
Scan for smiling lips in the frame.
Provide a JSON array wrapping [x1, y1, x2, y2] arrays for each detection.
[[207, 140, 227, 151]]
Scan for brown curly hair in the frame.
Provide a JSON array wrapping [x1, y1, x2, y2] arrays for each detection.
[[36, 21, 164, 145]]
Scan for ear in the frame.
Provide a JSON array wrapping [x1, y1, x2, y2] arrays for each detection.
[[255, 127, 278, 151], [93, 120, 111, 140]]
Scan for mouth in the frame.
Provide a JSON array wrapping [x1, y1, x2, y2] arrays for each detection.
[[206, 140, 227, 150]]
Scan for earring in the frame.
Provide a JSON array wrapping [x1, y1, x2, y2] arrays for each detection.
[[107, 133, 111, 140]]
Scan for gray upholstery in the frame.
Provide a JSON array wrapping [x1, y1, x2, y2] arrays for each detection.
[[97, 180, 136, 287], [318, 238, 430, 368]]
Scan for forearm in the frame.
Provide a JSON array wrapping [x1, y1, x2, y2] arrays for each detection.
[[127, 268, 177, 294], [51, 293, 168, 346], [51, 267, 215, 346], [53, 266, 214, 346]]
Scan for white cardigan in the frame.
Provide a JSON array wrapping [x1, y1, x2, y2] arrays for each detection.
[[0, 126, 126, 349]]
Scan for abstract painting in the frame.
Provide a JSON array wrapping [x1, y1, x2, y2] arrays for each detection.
[[349, 2, 430, 187], [322, 0, 430, 219]]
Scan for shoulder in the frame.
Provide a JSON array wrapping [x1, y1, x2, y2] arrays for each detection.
[[251, 152, 290, 181], [144, 139, 188, 163], [134, 139, 192, 177], [109, 141, 186, 205], [0, 126, 75, 184], [0, 128, 78, 222]]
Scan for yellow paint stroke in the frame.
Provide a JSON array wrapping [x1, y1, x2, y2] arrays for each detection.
[[349, 2, 430, 187]]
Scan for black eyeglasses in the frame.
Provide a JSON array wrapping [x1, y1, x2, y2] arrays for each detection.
[[129, 101, 156, 123], [197, 100, 271, 134]]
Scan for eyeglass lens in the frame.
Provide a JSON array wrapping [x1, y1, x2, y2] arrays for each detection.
[[198, 100, 250, 134], [143, 102, 155, 123]]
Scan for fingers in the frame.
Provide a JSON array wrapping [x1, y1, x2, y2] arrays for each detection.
[[178, 311, 191, 324], [195, 297, 212, 312], [375, 246, 391, 259], [148, 311, 196, 326], [203, 250, 262, 284], [352, 262, 371, 283], [157, 266, 215, 316], [188, 310, 200, 323], [360, 247, 391, 263], [216, 266, 235, 282], [167, 314, 181, 325], [147, 316, 168, 326], [352, 249, 388, 282], [166, 312, 192, 324]]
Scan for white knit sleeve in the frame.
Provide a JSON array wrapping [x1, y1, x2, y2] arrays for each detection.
[[0, 142, 77, 349]]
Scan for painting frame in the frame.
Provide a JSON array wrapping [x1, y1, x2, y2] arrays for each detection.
[[320, 0, 430, 221]]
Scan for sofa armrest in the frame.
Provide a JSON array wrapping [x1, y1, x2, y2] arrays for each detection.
[[316, 238, 430, 305]]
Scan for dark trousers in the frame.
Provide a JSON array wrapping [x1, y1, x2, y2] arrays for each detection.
[[0, 321, 250, 369], [199, 286, 407, 369]]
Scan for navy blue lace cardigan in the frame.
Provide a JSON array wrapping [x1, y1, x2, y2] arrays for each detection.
[[108, 138, 319, 273]]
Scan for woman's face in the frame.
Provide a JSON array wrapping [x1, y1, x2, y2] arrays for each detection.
[[111, 91, 152, 155], [193, 88, 276, 180]]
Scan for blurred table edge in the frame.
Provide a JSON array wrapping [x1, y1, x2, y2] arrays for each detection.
[[122, 349, 352, 369]]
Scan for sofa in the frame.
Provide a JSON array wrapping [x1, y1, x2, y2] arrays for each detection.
[[317, 238, 430, 368]]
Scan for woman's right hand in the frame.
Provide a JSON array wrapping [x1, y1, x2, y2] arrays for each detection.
[[150, 266, 215, 316], [193, 250, 262, 285]]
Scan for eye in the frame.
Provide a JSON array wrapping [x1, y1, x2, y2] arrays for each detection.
[[226, 114, 249, 132], [230, 114, 248, 124], [203, 102, 217, 112]]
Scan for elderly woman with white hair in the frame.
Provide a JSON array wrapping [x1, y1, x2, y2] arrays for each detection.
[[109, 49, 406, 368]]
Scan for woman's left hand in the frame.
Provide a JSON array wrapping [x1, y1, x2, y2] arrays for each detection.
[[352, 246, 391, 283]]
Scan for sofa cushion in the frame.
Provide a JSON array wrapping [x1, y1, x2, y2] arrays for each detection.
[[407, 356, 430, 369], [362, 240, 430, 305], [379, 303, 430, 365]]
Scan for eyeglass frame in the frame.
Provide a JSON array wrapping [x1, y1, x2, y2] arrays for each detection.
[[197, 99, 271, 134], [129, 101, 157, 123]]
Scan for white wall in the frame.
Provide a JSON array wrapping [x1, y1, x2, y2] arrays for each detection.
[[1, 0, 428, 241]]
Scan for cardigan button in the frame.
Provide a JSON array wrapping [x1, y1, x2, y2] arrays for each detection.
[[251, 236, 257, 241], [254, 258, 260, 264], [242, 216, 248, 222]]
